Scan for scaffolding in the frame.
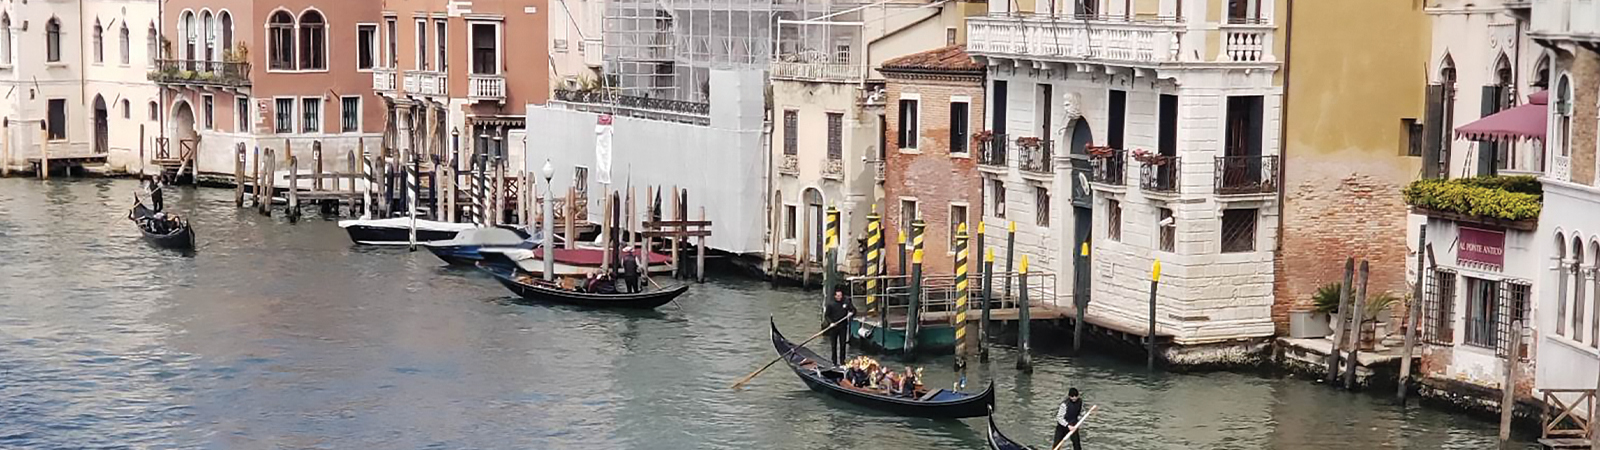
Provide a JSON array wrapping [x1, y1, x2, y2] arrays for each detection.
[[604, 0, 798, 102]]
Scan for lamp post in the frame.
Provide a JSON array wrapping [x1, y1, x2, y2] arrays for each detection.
[[542, 159, 556, 281]]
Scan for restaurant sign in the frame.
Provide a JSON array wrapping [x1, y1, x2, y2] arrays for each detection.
[[1458, 227, 1506, 270]]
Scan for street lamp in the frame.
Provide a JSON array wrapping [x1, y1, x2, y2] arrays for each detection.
[[541, 159, 557, 281]]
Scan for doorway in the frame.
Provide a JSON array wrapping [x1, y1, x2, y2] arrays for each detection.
[[93, 95, 108, 154], [804, 188, 824, 262]]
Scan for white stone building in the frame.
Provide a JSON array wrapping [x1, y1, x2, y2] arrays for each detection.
[[966, 0, 1284, 346], [0, 0, 163, 174]]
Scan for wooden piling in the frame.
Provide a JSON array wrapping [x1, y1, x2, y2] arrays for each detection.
[[1003, 221, 1017, 306], [1344, 260, 1370, 390], [800, 216, 813, 287], [262, 149, 276, 216], [980, 248, 994, 362], [1017, 255, 1032, 372], [494, 159, 506, 226], [1500, 319, 1523, 446], [1147, 259, 1161, 371], [1399, 225, 1427, 401], [312, 141, 324, 191], [253, 146, 262, 207], [346, 150, 357, 216], [1075, 241, 1089, 354], [39, 126, 49, 179], [697, 207, 708, 283], [234, 144, 246, 207], [287, 156, 300, 223], [2, 119, 9, 177], [601, 193, 614, 272], [1327, 258, 1356, 382], [670, 187, 682, 278], [907, 249, 924, 357], [565, 186, 577, 249], [897, 228, 907, 277]]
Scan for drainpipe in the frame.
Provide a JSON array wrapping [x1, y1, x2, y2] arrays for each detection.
[[79, 0, 87, 124], [1274, 0, 1293, 253]]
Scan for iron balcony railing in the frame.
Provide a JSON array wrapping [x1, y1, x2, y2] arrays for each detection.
[[150, 59, 250, 87], [978, 133, 1008, 168], [1214, 155, 1279, 195], [1089, 149, 1126, 186], [1018, 139, 1053, 174], [1140, 155, 1180, 194], [553, 88, 712, 125]]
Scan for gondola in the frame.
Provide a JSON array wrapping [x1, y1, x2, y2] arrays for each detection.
[[128, 201, 195, 250], [769, 319, 994, 418], [481, 264, 689, 309], [337, 217, 477, 245], [422, 226, 539, 266], [988, 412, 1035, 450]]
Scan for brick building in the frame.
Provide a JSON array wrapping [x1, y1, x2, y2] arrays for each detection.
[[881, 46, 984, 275]]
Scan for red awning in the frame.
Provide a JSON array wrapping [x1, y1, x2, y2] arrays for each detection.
[[1455, 90, 1548, 143]]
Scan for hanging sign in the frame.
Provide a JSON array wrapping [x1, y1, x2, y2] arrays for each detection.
[[1458, 226, 1506, 270], [594, 114, 613, 184]]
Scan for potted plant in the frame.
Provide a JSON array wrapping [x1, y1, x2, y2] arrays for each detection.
[[1294, 282, 1342, 338], [1131, 149, 1170, 165], [1087, 145, 1115, 158], [1358, 291, 1400, 350], [1015, 136, 1043, 150], [973, 130, 994, 147]]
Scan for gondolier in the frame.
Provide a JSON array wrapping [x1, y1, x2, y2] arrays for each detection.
[[824, 288, 856, 363], [145, 176, 165, 212], [1054, 388, 1084, 450], [621, 246, 641, 293]]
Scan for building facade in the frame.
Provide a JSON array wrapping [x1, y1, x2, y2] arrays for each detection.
[[548, 0, 602, 90], [0, 0, 162, 173], [967, 0, 1285, 347], [152, 0, 386, 176], [767, 1, 972, 277], [880, 45, 985, 275]]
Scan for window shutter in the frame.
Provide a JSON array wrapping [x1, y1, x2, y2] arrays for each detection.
[[1422, 84, 1445, 179], [1478, 85, 1502, 176]]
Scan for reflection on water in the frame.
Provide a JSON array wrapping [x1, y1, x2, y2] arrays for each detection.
[[0, 178, 1535, 449]]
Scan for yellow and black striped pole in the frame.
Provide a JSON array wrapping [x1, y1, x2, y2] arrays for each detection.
[[1017, 255, 1033, 372], [911, 218, 926, 256], [865, 206, 881, 319], [953, 223, 970, 369], [823, 205, 841, 329]]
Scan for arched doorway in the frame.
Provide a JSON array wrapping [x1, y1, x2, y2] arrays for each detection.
[[1067, 119, 1095, 315], [169, 100, 199, 167], [93, 95, 108, 154], [803, 188, 824, 262]]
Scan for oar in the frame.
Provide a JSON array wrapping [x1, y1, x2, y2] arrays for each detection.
[[730, 316, 851, 390], [1050, 405, 1098, 450]]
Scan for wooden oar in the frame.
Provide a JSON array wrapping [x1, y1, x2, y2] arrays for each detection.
[[1050, 405, 1098, 450], [730, 316, 851, 390]]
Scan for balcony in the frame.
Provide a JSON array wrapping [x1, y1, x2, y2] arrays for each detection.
[[149, 59, 250, 87], [373, 68, 398, 94], [1220, 24, 1275, 63], [1214, 155, 1278, 195], [967, 16, 1185, 66], [1088, 148, 1126, 186], [771, 61, 867, 83], [470, 74, 507, 103], [978, 133, 1009, 168], [402, 70, 448, 97], [552, 88, 711, 126], [779, 154, 799, 176], [1138, 154, 1180, 194], [1016, 137, 1053, 175], [822, 157, 844, 180]]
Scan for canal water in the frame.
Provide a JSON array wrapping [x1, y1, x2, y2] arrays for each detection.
[[0, 178, 1536, 449]]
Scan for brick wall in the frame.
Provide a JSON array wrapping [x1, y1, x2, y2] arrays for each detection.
[[1273, 168, 1413, 335], [1573, 52, 1600, 187], [882, 73, 985, 275]]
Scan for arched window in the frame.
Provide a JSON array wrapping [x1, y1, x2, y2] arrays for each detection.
[[1559, 231, 1570, 336], [1556, 75, 1573, 158], [1438, 55, 1458, 176], [220, 12, 234, 60], [46, 18, 61, 63], [120, 99, 130, 119], [119, 23, 130, 65], [0, 14, 12, 66], [93, 20, 103, 63], [147, 23, 158, 64], [1533, 55, 1551, 90], [148, 101, 159, 121], [1591, 239, 1600, 348], [202, 11, 215, 62], [182, 12, 195, 61], [1575, 237, 1588, 343], [298, 10, 326, 70], [268, 11, 294, 70]]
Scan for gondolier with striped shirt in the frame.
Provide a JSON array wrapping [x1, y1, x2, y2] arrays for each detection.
[[1054, 388, 1084, 450], [823, 288, 856, 363]]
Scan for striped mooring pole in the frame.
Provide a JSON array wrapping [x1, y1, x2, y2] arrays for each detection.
[[361, 147, 374, 220], [953, 222, 971, 369], [865, 205, 882, 320], [823, 205, 840, 330], [407, 151, 419, 251]]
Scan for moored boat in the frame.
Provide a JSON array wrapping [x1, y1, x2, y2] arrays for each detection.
[[337, 217, 477, 245], [769, 319, 994, 418], [476, 246, 673, 278], [481, 264, 689, 309], [421, 226, 539, 266], [129, 202, 195, 250]]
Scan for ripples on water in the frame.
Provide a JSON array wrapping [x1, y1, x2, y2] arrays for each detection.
[[0, 178, 1535, 449]]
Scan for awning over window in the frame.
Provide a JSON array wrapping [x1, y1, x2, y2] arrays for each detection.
[[1455, 90, 1548, 143]]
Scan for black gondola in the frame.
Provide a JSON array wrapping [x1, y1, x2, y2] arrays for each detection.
[[482, 265, 688, 309], [128, 202, 195, 250], [988, 412, 1035, 450], [769, 319, 994, 419]]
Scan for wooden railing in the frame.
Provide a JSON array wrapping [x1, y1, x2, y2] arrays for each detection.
[[1543, 389, 1596, 442]]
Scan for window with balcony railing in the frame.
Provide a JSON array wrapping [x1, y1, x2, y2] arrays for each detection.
[[1018, 138, 1052, 174], [979, 132, 1008, 167], [1215, 155, 1278, 195], [1089, 148, 1125, 185], [1139, 154, 1179, 194]]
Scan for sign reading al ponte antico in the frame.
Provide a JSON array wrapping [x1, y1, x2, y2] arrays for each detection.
[[1458, 226, 1507, 270]]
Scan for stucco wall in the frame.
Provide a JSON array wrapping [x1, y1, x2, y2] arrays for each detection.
[[770, 80, 878, 270], [1419, 217, 1539, 395]]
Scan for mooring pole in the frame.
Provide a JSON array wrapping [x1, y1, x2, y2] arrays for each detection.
[[1148, 259, 1161, 371], [234, 144, 245, 207], [1500, 319, 1523, 447], [252, 145, 262, 208], [407, 151, 419, 252], [1327, 257, 1356, 383], [1075, 241, 1089, 354], [823, 205, 841, 327], [1017, 255, 1033, 372], [287, 155, 300, 223], [1003, 221, 1017, 308], [865, 206, 882, 322], [981, 248, 994, 363], [907, 249, 924, 357], [1398, 225, 1427, 402], [1345, 260, 1370, 390], [897, 227, 908, 277], [954, 223, 971, 370]]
